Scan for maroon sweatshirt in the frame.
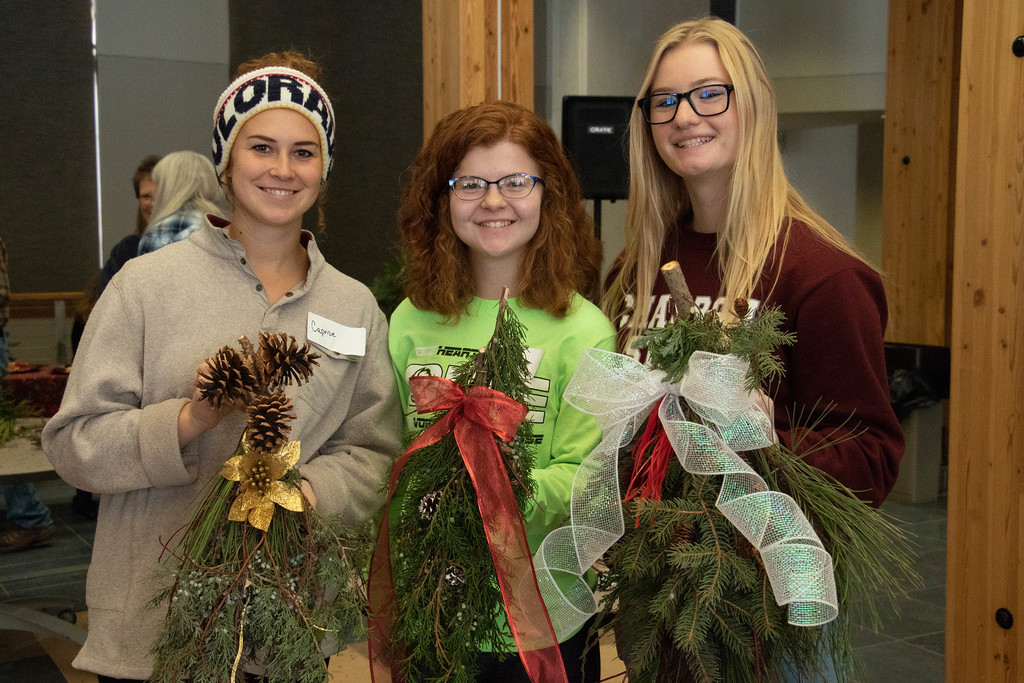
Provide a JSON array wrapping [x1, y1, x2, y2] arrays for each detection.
[[613, 218, 904, 506]]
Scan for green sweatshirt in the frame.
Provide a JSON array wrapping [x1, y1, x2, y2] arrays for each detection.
[[387, 294, 616, 649]]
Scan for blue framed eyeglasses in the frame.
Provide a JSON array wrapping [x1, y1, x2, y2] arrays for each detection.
[[448, 173, 543, 200]]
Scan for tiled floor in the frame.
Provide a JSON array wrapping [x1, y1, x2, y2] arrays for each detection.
[[1, 480, 947, 682], [851, 498, 946, 682]]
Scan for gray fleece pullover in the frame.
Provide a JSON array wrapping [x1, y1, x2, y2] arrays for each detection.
[[42, 219, 401, 678]]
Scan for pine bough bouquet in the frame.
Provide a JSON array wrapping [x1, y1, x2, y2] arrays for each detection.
[[535, 264, 919, 682], [150, 332, 372, 683], [369, 294, 566, 683]]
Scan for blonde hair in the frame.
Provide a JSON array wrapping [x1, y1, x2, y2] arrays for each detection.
[[605, 17, 868, 348], [149, 151, 227, 226]]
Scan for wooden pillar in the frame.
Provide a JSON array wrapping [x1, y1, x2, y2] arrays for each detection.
[[421, 0, 533, 139], [498, 0, 534, 109], [881, 0, 959, 346], [885, 0, 1024, 677], [945, 0, 1024, 679]]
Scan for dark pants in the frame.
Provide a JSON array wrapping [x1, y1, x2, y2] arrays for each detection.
[[475, 616, 602, 683]]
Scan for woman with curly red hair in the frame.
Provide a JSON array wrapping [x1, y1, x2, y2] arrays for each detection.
[[388, 100, 614, 682]]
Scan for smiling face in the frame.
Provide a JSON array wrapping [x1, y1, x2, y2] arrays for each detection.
[[449, 141, 543, 285], [649, 41, 739, 188], [227, 108, 322, 233]]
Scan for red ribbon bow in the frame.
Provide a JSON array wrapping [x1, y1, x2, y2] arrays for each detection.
[[368, 375, 567, 683]]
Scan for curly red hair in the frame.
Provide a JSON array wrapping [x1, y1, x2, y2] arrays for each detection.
[[398, 101, 602, 319]]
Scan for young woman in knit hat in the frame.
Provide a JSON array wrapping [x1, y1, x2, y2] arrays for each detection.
[[43, 51, 401, 682]]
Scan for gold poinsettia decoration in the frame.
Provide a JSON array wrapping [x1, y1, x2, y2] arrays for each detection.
[[220, 431, 305, 531]]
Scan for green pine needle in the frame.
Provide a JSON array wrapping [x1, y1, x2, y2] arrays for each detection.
[[149, 467, 372, 683], [388, 296, 539, 681], [596, 304, 918, 682]]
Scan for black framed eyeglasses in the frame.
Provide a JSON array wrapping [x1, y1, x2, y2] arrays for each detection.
[[637, 84, 735, 124], [448, 173, 543, 200]]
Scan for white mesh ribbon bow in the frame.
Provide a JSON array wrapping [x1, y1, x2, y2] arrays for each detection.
[[532, 348, 838, 641]]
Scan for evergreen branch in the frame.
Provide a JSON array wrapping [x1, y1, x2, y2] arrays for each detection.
[[784, 399, 865, 458], [600, 296, 914, 681], [388, 294, 539, 680], [708, 605, 752, 665]]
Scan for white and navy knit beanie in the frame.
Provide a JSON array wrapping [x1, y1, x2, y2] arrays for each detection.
[[212, 66, 336, 182]]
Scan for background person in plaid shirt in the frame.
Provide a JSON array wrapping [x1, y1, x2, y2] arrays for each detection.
[[137, 151, 228, 255]]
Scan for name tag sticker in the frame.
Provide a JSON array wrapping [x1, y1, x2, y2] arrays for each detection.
[[307, 312, 365, 357]]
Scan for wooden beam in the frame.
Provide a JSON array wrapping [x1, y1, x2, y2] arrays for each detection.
[[422, 0, 533, 139], [422, 0, 461, 139], [8, 292, 83, 319], [945, 0, 1024, 679], [500, 0, 533, 111], [881, 0, 959, 346]]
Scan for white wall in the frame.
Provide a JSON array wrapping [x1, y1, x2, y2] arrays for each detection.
[[541, 0, 889, 272], [781, 125, 859, 241], [6, 318, 68, 366], [542, 0, 708, 275], [95, 0, 229, 261], [738, 0, 887, 80], [737, 0, 888, 258]]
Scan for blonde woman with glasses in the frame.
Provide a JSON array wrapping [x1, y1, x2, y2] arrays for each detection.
[[605, 16, 903, 509]]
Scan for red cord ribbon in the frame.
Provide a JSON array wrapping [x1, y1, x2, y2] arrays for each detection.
[[369, 375, 567, 683], [623, 398, 675, 525]]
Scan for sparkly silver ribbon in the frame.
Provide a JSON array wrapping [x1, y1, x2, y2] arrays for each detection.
[[533, 348, 838, 641]]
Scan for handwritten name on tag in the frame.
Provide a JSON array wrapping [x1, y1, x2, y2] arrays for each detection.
[[307, 312, 365, 357]]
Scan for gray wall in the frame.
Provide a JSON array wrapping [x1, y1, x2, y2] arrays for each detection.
[[1, 1, 97, 294], [95, 0, 230, 262], [6, 1, 887, 292], [4, 0, 420, 295], [229, 0, 422, 285], [739, 0, 888, 265], [538, 0, 889, 273]]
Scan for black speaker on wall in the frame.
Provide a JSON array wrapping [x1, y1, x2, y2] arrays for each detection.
[[561, 95, 634, 201]]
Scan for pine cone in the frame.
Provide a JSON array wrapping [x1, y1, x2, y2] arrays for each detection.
[[247, 392, 296, 452], [735, 533, 758, 558], [197, 347, 257, 408], [670, 524, 695, 547], [259, 332, 320, 388], [443, 566, 465, 587], [418, 491, 442, 520], [733, 298, 750, 318]]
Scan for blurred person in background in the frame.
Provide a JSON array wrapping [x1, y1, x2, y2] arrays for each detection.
[[99, 155, 161, 294], [136, 150, 227, 255], [70, 154, 162, 519], [0, 237, 57, 552]]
